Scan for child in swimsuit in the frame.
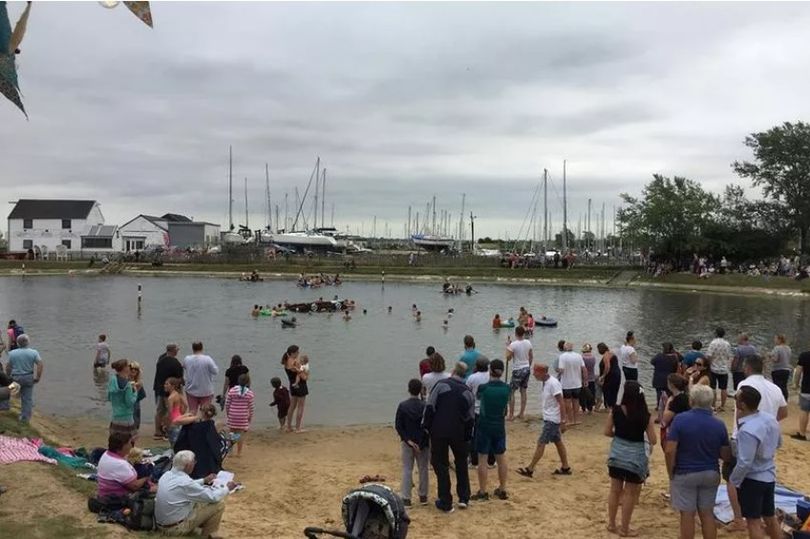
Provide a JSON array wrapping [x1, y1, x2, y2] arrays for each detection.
[[293, 356, 310, 388]]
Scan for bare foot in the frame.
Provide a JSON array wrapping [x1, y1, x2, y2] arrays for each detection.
[[619, 528, 638, 537], [607, 524, 618, 534], [507, 416, 515, 422], [517, 414, 525, 420], [295, 428, 308, 433], [726, 519, 747, 532]]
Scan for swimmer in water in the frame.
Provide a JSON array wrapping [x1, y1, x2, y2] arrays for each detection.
[[411, 304, 418, 313], [251, 305, 260, 317], [442, 319, 449, 330], [387, 306, 393, 314], [343, 310, 351, 321], [363, 309, 368, 315], [415, 310, 422, 322]]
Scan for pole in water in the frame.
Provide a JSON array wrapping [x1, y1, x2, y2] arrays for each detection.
[[138, 283, 143, 304], [381, 270, 385, 285]]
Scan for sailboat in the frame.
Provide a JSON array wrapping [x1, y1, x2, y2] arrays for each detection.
[[222, 146, 246, 244], [268, 158, 338, 253], [411, 195, 455, 252]]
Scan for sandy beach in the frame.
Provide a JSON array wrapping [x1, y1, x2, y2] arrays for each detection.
[[2, 402, 808, 538]]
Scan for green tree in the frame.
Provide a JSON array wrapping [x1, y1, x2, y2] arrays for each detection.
[[733, 121, 810, 253], [618, 174, 718, 260]]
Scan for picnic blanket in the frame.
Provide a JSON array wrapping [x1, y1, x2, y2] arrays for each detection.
[[0, 435, 57, 465], [714, 483, 805, 524]]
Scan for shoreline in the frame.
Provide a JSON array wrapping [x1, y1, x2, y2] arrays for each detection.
[[0, 265, 808, 299]]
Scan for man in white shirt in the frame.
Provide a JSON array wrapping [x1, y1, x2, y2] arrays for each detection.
[[557, 342, 587, 427], [156, 450, 237, 537], [466, 356, 495, 468], [723, 355, 787, 533], [183, 341, 220, 414], [505, 326, 533, 421], [516, 363, 570, 478], [706, 327, 733, 411]]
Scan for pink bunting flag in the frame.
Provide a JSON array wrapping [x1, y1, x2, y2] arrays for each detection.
[[124, 1, 152, 28]]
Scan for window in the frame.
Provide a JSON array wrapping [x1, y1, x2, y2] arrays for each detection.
[[62, 219, 71, 229], [125, 239, 145, 251], [81, 238, 112, 249], [61, 240, 72, 249], [22, 240, 33, 250], [23, 219, 32, 229]]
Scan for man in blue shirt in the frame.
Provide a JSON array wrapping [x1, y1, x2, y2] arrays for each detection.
[[395, 379, 429, 507], [730, 386, 781, 539], [6, 334, 43, 423], [666, 384, 731, 539], [682, 340, 705, 369], [458, 335, 482, 379]]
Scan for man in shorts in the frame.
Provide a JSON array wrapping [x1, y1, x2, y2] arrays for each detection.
[[665, 384, 731, 539], [730, 386, 781, 539], [706, 327, 732, 411], [791, 349, 810, 441], [557, 342, 587, 426], [472, 359, 510, 501], [505, 326, 533, 421], [516, 363, 571, 478]]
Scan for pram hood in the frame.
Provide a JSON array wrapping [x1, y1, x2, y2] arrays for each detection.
[[341, 483, 409, 539]]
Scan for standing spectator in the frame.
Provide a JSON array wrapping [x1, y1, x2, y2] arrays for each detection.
[[724, 355, 788, 533], [682, 340, 705, 369], [733, 334, 758, 392], [516, 363, 570, 478], [270, 377, 291, 431], [421, 353, 449, 397], [557, 342, 586, 426], [94, 334, 111, 369], [619, 331, 639, 382], [791, 349, 810, 441], [466, 356, 495, 468], [107, 359, 138, 440], [706, 327, 732, 411], [6, 334, 43, 423], [730, 387, 782, 539], [651, 342, 680, 412], [282, 345, 309, 433], [418, 346, 436, 378], [604, 381, 657, 537], [505, 326, 533, 421], [458, 336, 482, 379], [128, 361, 147, 431], [581, 344, 598, 413], [660, 374, 691, 454], [6, 320, 23, 352], [183, 342, 219, 414], [221, 355, 249, 407], [597, 343, 621, 409], [768, 335, 792, 400], [665, 384, 731, 539], [153, 343, 183, 440], [395, 379, 429, 507], [472, 359, 510, 501], [225, 373, 254, 457], [422, 362, 475, 513]]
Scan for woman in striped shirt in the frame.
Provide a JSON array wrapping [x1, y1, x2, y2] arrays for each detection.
[[225, 373, 254, 456]]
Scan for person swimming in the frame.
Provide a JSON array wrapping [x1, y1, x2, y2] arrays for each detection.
[[387, 306, 392, 314], [251, 305, 260, 317], [415, 310, 422, 322], [492, 314, 501, 328]]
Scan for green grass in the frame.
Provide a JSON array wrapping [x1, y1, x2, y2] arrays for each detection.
[[0, 514, 94, 538], [635, 272, 810, 292]]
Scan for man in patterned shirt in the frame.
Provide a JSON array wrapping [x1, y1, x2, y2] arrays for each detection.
[[706, 327, 733, 411]]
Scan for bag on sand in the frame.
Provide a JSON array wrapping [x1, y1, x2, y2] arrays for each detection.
[[87, 494, 128, 514], [126, 491, 156, 531]]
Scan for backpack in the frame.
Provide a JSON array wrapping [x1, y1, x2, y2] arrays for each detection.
[[126, 491, 156, 531]]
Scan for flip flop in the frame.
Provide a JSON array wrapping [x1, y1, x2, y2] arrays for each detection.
[[553, 467, 572, 475], [790, 433, 808, 441], [516, 467, 533, 478]]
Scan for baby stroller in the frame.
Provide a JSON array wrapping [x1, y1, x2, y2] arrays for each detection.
[[304, 483, 409, 539]]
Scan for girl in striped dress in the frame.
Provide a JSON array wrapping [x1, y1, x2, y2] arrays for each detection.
[[225, 373, 255, 456]]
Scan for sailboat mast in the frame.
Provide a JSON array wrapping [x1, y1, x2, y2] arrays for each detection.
[[432, 196, 437, 235], [321, 169, 326, 230], [244, 178, 249, 230], [284, 193, 288, 232], [228, 146, 233, 231], [587, 198, 592, 251], [265, 163, 271, 231], [458, 193, 466, 250], [543, 169, 548, 248], [562, 160, 568, 252], [314, 158, 320, 230]]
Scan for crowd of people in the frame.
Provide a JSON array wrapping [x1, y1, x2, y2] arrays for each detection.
[[400, 322, 808, 538]]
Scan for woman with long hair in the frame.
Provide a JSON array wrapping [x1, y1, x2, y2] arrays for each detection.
[[604, 381, 657, 537], [686, 358, 711, 388], [597, 343, 621, 409], [107, 359, 138, 441], [128, 361, 148, 431], [164, 377, 195, 445], [282, 345, 308, 432], [659, 374, 690, 455]]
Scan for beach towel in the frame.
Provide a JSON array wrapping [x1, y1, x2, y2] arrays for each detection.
[[714, 483, 805, 524], [0, 435, 57, 465], [38, 445, 93, 469], [607, 436, 649, 480]]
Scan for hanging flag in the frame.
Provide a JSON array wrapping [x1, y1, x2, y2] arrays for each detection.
[[123, 1, 152, 28], [0, 1, 26, 117]]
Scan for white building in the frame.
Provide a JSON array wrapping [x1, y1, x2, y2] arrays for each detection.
[[7, 199, 104, 254], [117, 213, 219, 251]]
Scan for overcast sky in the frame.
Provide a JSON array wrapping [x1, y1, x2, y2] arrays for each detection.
[[2, 1, 810, 240]]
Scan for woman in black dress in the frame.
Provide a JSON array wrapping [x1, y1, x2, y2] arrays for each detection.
[[282, 345, 308, 432], [597, 342, 622, 408]]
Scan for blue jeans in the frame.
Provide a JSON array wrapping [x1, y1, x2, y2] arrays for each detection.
[[12, 373, 35, 422]]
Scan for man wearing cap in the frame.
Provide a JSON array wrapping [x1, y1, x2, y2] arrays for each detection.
[[517, 363, 571, 478], [472, 359, 510, 501]]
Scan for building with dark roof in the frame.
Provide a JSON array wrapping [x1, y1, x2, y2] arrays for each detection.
[[117, 213, 219, 251], [7, 199, 104, 254]]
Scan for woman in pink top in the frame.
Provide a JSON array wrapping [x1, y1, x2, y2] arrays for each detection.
[[225, 373, 254, 456], [96, 431, 151, 499]]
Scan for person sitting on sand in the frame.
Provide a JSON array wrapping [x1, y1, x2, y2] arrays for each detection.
[[492, 314, 501, 329], [517, 363, 570, 479], [472, 359, 510, 501], [155, 450, 238, 537], [270, 377, 290, 430], [605, 381, 657, 537], [225, 374, 254, 457], [97, 432, 153, 502], [395, 379, 429, 507], [251, 305, 260, 317]]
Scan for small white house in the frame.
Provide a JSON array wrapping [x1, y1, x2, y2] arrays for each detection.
[[7, 199, 104, 254], [117, 215, 170, 252]]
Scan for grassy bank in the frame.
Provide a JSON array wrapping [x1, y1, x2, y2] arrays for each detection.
[[634, 272, 810, 294]]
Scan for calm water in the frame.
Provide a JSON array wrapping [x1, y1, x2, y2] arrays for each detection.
[[0, 275, 806, 427]]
